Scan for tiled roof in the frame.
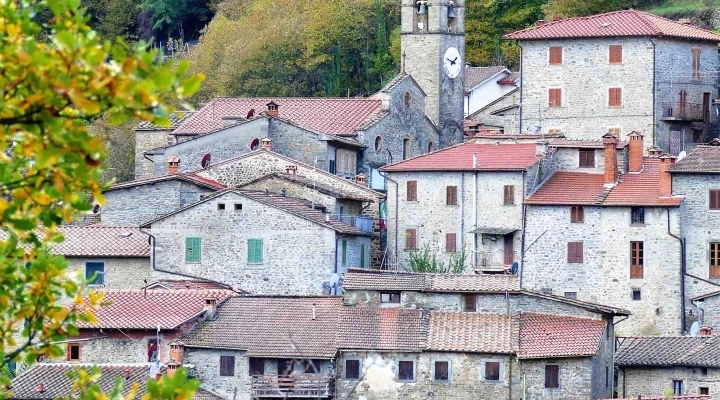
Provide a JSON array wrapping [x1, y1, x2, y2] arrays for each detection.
[[550, 138, 628, 149], [53, 226, 150, 257], [518, 312, 606, 358], [497, 71, 520, 84], [76, 289, 235, 330], [427, 312, 514, 353], [143, 279, 233, 291], [173, 98, 383, 136], [616, 396, 713, 400], [503, 9, 720, 42], [465, 66, 508, 91], [525, 158, 683, 206], [522, 290, 631, 316], [670, 139, 720, 174], [135, 111, 195, 131], [377, 73, 426, 97], [10, 364, 154, 399], [379, 141, 541, 172], [337, 307, 428, 351], [183, 296, 342, 358], [239, 173, 375, 202], [691, 290, 720, 301], [194, 389, 227, 400], [342, 268, 520, 293], [105, 173, 226, 192], [616, 336, 720, 367]]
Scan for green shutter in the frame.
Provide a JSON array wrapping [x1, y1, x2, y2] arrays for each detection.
[[248, 239, 264, 263], [360, 244, 365, 268], [255, 239, 263, 263], [186, 237, 201, 263], [342, 240, 347, 265]]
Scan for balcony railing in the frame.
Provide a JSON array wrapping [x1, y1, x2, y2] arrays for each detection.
[[475, 251, 518, 271], [251, 375, 332, 398], [661, 102, 706, 121], [334, 214, 374, 233]]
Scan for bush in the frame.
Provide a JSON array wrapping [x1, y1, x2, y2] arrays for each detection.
[[407, 245, 466, 274]]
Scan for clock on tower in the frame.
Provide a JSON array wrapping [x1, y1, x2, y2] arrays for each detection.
[[401, 0, 466, 148]]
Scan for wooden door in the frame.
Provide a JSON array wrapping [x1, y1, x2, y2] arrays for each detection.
[[503, 235, 514, 265], [703, 92, 711, 122]]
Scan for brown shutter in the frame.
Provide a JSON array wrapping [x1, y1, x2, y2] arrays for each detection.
[[549, 88, 562, 107], [446, 233, 457, 252], [578, 206, 584, 222], [692, 48, 701, 79], [567, 242, 574, 263], [549, 46, 562, 64], [710, 190, 720, 210], [503, 185, 515, 205], [407, 181, 417, 201], [609, 45, 622, 63], [446, 186, 457, 205], [406, 229, 417, 249], [710, 243, 720, 278], [631, 242, 644, 278], [609, 88, 621, 107], [568, 242, 583, 263]]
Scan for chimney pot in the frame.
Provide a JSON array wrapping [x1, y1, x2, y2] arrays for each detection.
[[166, 361, 180, 377], [167, 155, 180, 175], [658, 153, 676, 197], [355, 174, 367, 186], [700, 325, 713, 337], [537, 19, 544, 25], [602, 133, 619, 186], [647, 146, 663, 158], [204, 298, 218, 320], [266, 101, 279, 118], [260, 137, 273, 150], [169, 340, 185, 364], [155, 373, 162, 381], [37, 382, 44, 393], [628, 131, 644, 173], [124, 369, 130, 380]]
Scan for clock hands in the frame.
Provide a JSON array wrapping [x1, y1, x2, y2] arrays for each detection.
[[445, 57, 459, 66]]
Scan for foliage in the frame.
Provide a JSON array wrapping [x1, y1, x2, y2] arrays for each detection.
[[407, 244, 465, 274], [142, 0, 219, 40], [542, 0, 633, 20], [88, 118, 137, 183], [0, 0, 202, 397], [83, 0, 142, 43]]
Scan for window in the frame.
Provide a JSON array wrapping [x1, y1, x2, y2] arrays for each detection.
[[484, 361, 500, 381], [433, 360, 450, 382], [609, 45, 623, 63], [219, 355, 235, 377], [548, 128, 562, 134], [570, 206, 584, 223], [549, 46, 562, 65], [710, 190, 720, 210], [407, 181, 417, 201], [710, 243, 720, 278], [541, 287, 553, 294], [217, 203, 225, 210], [249, 358, 264, 376], [405, 229, 417, 250], [692, 47, 701, 80], [185, 237, 201, 263], [503, 185, 515, 205], [578, 149, 595, 168], [446, 233, 457, 253], [630, 207, 645, 225], [701, 387, 710, 395], [398, 360, 414, 381], [548, 88, 562, 107], [67, 343, 81, 361], [381, 292, 401, 303], [305, 359, 322, 373], [402, 138, 410, 160], [564, 292, 577, 299], [463, 294, 476, 312], [567, 242, 583, 263], [85, 262, 105, 285], [631, 241, 644, 278], [701, 367, 709, 376], [147, 339, 158, 362], [345, 359, 360, 379], [632, 288, 642, 301], [360, 244, 366, 268], [404, 92, 411, 108], [247, 239, 264, 264], [608, 87, 622, 107], [342, 240, 347, 265], [338, 154, 345, 174], [235, 203, 242, 211], [427, 142, 434, 153], [608, 127, 622, 137], [545, 365, 559, 388], [673, 379, 684, 395], [374, 136, 382, 153], [446, 186, 458, 205]]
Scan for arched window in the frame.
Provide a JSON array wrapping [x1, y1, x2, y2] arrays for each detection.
[[404, 92, 411, 109], [250, 138, 260, 150], [374, 136, 382, 153], [427, 142, 434, 153]]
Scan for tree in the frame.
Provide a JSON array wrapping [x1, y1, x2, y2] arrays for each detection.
[[542, 0, 632, 20], [0, 0, 202, 398]]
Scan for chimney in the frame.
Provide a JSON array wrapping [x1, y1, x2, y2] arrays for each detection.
[[355, 174, 367, 186], [37, 382, 45, 393], [260, 137, 273, 150], [700, 325, 713, 337], [266, 101, 279, 117], [167, 155, 180, 174], [285, 165, 297, 175], [311, 303, 317, 320], [535, 140, 549, 156], [166, 361, 180, 377], [647, 145, 663, 158], [204, 297, 218, 320], [169, 340, 185, 364], [658, 153, 676, 197], [627, 131, 644, 173], [124, 369, 130, 380], [603, 133, 619, 186]]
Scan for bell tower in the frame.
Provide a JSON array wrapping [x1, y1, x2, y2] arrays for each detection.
[[401, 0, 465, 148]]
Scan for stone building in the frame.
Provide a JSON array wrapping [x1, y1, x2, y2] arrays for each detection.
[[467, 84, 520, 134], [143, 189, 373, 295], [463, 66, 517, 117], [523, 133, 685, 336], [504, 9, 720, 153], [616, 335, 720, 398], [134, 111, 195, 179], [379, 140, 545, 271]]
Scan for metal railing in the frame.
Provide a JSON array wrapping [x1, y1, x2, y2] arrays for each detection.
[[251, 375, 332, 398], [334, 214, 374, 233], [661, 102, 706, 121]]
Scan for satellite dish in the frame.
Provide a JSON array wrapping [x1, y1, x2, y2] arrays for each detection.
[[201, 153, 211, 168], [690, 321, 701, 337], [677, 150, 687, 162]]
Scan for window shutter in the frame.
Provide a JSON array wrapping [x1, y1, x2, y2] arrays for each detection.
[[256, 239, 263, 263], [549, 47, 562, 64], [549, 89, 562, 107], [446, 233, 457, 252], [185, 238, 193, 262], [609, 45, 622, 63], [576, 242, 583, 263], [407, 181, 417, 201], [710, 243, 720, 278], [186, 238, 201, 263], [567, 242, 574, 262], [609, 88, 622, 107], [446, 186, 457, 205], [710, 190, 720, 210], [406, 229, 417, 249]]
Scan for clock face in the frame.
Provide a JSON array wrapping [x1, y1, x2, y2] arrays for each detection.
[[443, 47, 462, 79]]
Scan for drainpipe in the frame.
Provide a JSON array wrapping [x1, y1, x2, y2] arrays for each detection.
[[460, 172, 465, 263], [518, 42, 524, 134], [622, 369, 626, 398], [666, 208, 686, 334], [334, 234, 346, 295], [379, 171, 399, 263], [649, 38, 657, 146], [138, 228, 236, 291], [520, 170, 527, 287], [473, 169, 478, 269]]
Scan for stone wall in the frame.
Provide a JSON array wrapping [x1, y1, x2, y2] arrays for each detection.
[[551, 147, 628, 175], [618, 366, 720, 398], [468, 89, 520, 130], [53, 330, 183, 365], [522, 204, 683, 336], [135, 128, 170, 179], [520, 357, 595, 400], [66, 257, 152, 290], [240, 176, 339, 212]]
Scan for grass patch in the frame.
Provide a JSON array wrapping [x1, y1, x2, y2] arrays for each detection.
[[646, 1, 703, 15]]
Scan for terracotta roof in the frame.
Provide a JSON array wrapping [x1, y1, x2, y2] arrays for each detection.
[[465, 66, 508, 91], [377, 73, 426, 97], [342, 268, 520, 293], [616, 396, 713, 400], [379, 141, 541, 172], [143, 279, 233, 291], [238, 173, 376, 202], [427, 312, 514, 353], [497, 71, 520, 84], [105, 173, 226, 192], [470, 132, 564, 140], [183, 296, 342, 358], [10, 364, 154, 399], [194, 389, 228, 400], [173, 98, 383, 136], [135, 111, 195, 131], [337, 307, 428, 351], [503, 9, 720, 42], [76, 289, 235, 330], [670, 139, 720, 174], [616, 336, 720, 367], [550, 138, 628, 149], [525, 158, 683, 206], [53, 226, 150, 258], [518, 312, 606, 358]]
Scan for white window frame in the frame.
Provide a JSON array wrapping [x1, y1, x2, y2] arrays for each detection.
[[547, 86, 564, 108]]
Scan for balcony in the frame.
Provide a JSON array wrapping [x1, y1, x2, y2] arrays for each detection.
[[474, 251, 518, 273], [334, 214, 374, 233], [251, 375, 332, 398], [661, 102, 706, 122]]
